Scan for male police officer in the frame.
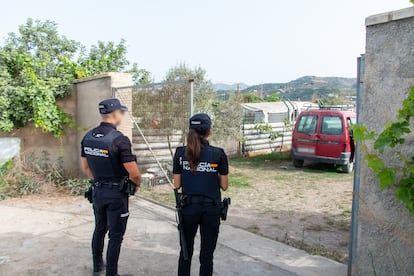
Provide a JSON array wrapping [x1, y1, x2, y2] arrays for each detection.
[[81, 98, 141, 276]]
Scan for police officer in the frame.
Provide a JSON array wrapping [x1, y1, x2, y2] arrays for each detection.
[[81, 98, 141, 276], [173, 113, 229, 276]]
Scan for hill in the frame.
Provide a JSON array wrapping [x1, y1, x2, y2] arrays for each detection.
[[213, 82, 249, 91], [242, 76, 356, 101]]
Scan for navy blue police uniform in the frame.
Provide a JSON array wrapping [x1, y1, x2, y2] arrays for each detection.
[[173, 118, 229, 276], [81, 99, 136, 276]]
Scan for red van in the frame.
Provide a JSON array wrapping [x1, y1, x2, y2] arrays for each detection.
[[291, 108, 356, 173]]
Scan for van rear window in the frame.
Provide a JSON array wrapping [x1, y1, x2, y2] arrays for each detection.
[[321, 116, 343, 135], [297, 115, 318, 134]]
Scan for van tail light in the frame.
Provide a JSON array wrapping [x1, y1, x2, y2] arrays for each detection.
[[344, 143, 350, 152]]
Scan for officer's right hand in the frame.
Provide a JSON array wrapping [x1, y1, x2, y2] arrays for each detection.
[[123, 162, 142, 191], [133, 182, 140, 193]]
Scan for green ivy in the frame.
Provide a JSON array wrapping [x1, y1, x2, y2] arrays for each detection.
[[353, 86, 414, 214]]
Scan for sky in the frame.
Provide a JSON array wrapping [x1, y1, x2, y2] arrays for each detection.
[[0, 0, 411, 85]]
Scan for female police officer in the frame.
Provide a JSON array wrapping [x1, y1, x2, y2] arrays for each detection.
[[173, 113, 229, 276]]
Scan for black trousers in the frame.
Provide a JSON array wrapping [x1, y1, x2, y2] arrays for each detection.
[[92, 187, 129, 276], [178, 203, 221, 276]]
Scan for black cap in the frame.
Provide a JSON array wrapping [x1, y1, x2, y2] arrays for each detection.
[[189, 113, 212, 131], [98, 98, 127, 114]]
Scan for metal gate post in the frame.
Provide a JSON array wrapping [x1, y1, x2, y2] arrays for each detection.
[[348, 54, 365, 276], [189, 79, 194, 116]]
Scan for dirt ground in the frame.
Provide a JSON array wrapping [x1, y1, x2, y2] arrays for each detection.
[[140, 154, 353, 263], [0, 193, 346, 276]]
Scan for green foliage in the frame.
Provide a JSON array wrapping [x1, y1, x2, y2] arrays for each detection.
[[164, 63, 243, 143], [319, 95, 349, 105], [47, 167, 89, 195], [78, 39, 129, 74], [229, 173, 251, 188], [267, 92, 281, 102], [0, 18, 150, 136], [231, 152, 291, 167], [242, 93, 264, 103], [126, 62, 152, 85], [254, 119, 291, 152], [353, 86, 414, 214]]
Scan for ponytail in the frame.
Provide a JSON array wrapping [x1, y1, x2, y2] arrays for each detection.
[[185, 128, 208, 173]]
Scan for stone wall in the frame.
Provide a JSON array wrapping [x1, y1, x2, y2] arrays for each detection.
[[353, 7, 414, 275], [0, 72, 133, 176]]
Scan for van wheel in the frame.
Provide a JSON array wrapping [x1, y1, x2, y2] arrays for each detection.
[[293, 159, 304, 168], [342, 163, 354, 173]]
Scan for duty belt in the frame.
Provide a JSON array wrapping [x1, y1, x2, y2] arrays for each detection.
[[93, 181, 121, 188], [185, 195, 220, 204]]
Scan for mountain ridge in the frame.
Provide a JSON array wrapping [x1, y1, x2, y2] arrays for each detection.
[[214, 76, 356, 101]]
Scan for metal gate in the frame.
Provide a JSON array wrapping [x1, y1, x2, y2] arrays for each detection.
[[113, 81, 192, 184]]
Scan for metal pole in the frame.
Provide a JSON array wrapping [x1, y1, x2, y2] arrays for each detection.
[[189, 79, 194, 116], [348, 54, 365, 276]]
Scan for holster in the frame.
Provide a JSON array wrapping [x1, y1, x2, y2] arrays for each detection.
[[84, 182, 93, 204], [119, 177, 137, 196], [220, 198, 231, 221]]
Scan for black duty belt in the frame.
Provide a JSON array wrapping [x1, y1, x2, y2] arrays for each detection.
[[93, 181, 121, 188], [186, 195, 220, 204]]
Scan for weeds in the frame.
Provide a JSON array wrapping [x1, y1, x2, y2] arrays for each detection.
[[232, 152, 291, 167], [229, 173, 252, 188], [282, 232, 344, 262], [0, 151, 88, 199], [140, 186, 175, 207]]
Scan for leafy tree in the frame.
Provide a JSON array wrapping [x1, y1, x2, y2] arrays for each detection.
[[78, 40, 129, 75], [0, 18, 150, 136], [163, 63, 242, 143], [266, 92, 281, 102], [0, 19, 83, 135], [319, 95, 348, 105], [126, 62, 152, 85], [164, 63, 216, 114], [242, 93, 264, 103]]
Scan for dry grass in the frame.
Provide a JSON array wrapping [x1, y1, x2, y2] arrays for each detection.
[[0, 153, 88, 200], [141, 152, 353, 263]]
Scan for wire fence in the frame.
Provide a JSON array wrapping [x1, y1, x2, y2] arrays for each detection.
[[114, 80, 191, 186], [114, 81, 304, 185]]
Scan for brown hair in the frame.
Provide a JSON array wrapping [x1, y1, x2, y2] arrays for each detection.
[[185, 128, 208, 173]]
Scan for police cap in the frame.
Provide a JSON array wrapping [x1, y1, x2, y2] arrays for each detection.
[[98, 98, 128, 114], [189, 113, 212, 130]]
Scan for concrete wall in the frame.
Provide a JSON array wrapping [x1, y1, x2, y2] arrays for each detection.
[[0, 72, 132, 176], [353, 7, 414, 275], [75, 72, 133, 152], [0, 92, 79, 174]]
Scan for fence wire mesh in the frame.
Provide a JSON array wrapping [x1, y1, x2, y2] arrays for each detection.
[[114, 80, 190, 186]]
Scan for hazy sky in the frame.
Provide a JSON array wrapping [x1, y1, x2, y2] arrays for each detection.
[[0, 0, 411, 84]]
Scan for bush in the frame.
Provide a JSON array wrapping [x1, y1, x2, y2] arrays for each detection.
[[0, 159, 40, 199], [0, 152, 88, 199]]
